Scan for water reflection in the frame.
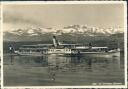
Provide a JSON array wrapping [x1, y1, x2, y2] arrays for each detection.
[[5, 54, 121, 71], [6, 55, 122, 74], [4, 54, 123, 86]]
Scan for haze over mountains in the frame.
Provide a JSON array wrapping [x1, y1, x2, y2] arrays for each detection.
[[4, 25, 123, 42]]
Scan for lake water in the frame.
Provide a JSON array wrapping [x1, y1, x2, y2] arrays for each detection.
[[4, 53, 124, 86]]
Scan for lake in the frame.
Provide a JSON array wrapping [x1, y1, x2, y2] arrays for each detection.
[[3, 53, 124, 86]]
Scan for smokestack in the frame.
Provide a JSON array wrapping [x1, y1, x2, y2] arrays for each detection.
[[53, 36, 59, 47]]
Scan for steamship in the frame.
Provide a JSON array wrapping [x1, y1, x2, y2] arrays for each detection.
[[13, 36, 120, 57]]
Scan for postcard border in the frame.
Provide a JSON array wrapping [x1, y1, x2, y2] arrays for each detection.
[[1, 1, 127, 88]]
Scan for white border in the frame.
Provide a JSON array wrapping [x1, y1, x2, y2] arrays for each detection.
[[1, 1, 127, 89], [0, 3, 3, 89], [1, 1, 127, 4], [124, 1, 127, 88]]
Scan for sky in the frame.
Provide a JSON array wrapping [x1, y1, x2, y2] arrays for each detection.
[[3, 3, 125, 32]]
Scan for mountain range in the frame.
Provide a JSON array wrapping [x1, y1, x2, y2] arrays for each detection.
[[4, 25, 123, 42]]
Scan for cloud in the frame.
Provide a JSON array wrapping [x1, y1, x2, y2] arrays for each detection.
[[3, 10, 41, 26], [3, 4, 125, 32]]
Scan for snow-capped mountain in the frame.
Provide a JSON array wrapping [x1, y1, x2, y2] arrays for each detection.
[[3, 25, 123, 41], [62, 25, 123, 35]]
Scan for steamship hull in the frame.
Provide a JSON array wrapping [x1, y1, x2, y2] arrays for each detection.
[[15, 50, 120, 57], [80, 51, 120, 57]]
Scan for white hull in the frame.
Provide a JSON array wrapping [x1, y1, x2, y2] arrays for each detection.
[[15, 51, 43, 56], [15, 50, 120, 57], [81, 51, 120, 57]]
